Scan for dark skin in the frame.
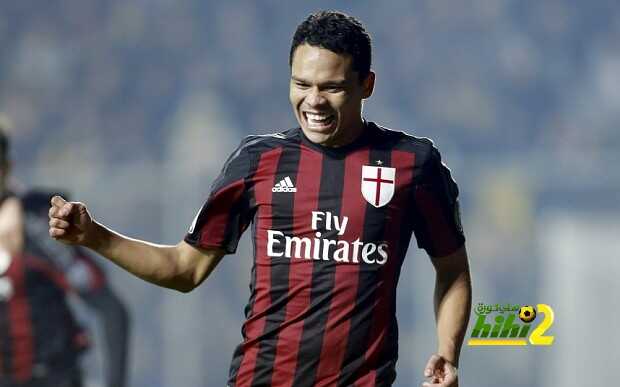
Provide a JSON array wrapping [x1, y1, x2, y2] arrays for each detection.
[[423, 245, 471, 387], [289, 43, 375, 147]]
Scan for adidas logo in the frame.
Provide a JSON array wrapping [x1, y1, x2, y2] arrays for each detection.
[[272, 176, 297, 192]]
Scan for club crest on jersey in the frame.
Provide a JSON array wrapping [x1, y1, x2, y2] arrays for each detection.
[[361, 165, 395, 207]]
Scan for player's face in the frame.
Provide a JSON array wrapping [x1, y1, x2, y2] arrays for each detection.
[[290, 44, 374, 147]]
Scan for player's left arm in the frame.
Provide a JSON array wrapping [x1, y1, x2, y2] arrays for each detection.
[[423, 244, 471, 386], [431, 244, 471, 366], [414, 143, 470, 386]]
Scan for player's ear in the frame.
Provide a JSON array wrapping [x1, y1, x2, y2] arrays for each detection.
[[362, 71, 375, 99]]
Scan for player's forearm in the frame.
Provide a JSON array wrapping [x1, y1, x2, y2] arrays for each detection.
[[434, 267, 471, 367], [85, 222, 191, 291]]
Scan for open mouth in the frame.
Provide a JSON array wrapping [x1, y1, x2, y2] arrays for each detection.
[[303, 112, 335, 130]]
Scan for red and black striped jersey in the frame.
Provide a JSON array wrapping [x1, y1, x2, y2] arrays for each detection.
[[185, 122, 465, 387]]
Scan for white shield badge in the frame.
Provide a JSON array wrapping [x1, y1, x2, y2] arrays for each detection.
[[361, 166, 396, 207]]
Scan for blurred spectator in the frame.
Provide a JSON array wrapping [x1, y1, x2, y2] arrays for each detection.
[[0, 124, 129, 387]]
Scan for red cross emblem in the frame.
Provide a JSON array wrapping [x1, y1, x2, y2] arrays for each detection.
[[361, 166, 396, 207]]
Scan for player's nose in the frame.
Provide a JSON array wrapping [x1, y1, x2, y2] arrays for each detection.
[[305, 87, 327, 107]]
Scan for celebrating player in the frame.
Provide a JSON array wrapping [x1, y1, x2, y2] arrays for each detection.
[[48, 11, 471, 387], [0, 127, 129, 387]]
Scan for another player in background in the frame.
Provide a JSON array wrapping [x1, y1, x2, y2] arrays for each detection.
[[48, 11, 471, 387], [0, 125, 130, 387]]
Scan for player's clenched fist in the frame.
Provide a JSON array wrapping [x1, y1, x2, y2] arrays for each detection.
[[48, 195, 95, 246]]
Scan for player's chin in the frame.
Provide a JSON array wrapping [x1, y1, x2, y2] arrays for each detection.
[[303, 125, 339, 144]]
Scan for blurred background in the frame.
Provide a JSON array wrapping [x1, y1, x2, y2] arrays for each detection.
[[1, 0, 619, 386]]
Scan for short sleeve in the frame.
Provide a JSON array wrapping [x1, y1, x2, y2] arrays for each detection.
[[184, 138, 256, 254], [411, 145, 465, 257]]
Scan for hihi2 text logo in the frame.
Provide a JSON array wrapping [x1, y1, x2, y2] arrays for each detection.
[[467, 303, 555, 346]]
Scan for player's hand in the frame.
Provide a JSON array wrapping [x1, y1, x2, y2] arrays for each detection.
[[48, 195, 95, 246], [422, 354, 458, 387]]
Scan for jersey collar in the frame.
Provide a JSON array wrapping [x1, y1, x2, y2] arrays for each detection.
[[298, 120, 377, 157]]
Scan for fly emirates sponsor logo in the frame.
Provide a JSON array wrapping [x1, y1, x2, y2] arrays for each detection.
[[266, 211, 388, 265]]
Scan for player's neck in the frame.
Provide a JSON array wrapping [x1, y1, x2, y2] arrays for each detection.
[[324, 119, 367, 148]]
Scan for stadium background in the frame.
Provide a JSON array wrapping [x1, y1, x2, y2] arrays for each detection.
[[1, 1, 618, 386]]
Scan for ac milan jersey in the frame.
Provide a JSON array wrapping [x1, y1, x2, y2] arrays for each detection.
[[185, 122, 465, 387]]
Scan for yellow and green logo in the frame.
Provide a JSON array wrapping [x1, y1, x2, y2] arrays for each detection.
[[467, 303, 554, 346]]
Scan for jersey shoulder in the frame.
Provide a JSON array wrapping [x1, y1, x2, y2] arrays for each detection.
[[217, 128, 300, 181], [240, 128, 300, 153], [372, 123, 440, 167], [231, 128, 300, 167]]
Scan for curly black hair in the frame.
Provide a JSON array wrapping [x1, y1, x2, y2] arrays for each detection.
[[290, 10, 372, 81]]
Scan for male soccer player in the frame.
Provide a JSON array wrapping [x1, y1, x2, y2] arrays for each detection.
[[0, 127, 130, 387], [48, 11, 471, 387]]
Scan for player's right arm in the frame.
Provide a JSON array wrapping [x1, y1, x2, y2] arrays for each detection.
[[48, 195, 225, 292]]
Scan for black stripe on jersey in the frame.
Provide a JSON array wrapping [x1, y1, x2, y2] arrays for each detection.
[[221, 150, 262, 254], [337, 147, 392, 387], [228, 133, 297, 385], [372, 214, 415, 386], [292, 155, 346, 387], [228, 195, 260, 385], [250, 144, 302, 387], [228, 146, 267, 385], [373, 149, 417, 386]]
